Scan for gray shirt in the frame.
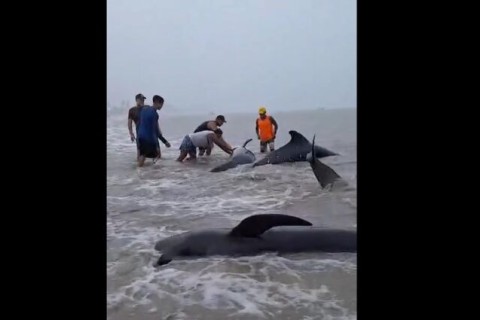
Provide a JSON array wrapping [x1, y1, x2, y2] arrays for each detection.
[[188, 130, 212, 148]]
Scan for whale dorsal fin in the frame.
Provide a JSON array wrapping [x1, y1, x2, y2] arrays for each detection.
[[242, 138, 253, 148], [288, 130, 310, 146], [229, 214, 313, 238]]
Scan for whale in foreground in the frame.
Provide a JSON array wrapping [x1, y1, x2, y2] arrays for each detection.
[[253, 130, 338, 167], [154, 214, 357, 266], [210, 138, 256, 172]]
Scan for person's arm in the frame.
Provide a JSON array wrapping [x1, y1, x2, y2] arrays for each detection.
[[156, 120, 170, 147], [218, 136, 232, 149], [212, 135, 233, 154], [269, 116, 278, 138], [255, 119, 260, 139], [128, 110, 135, 141], [158, 133, 170, 146]]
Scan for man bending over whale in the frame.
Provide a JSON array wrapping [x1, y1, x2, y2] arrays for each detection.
[[193, 115, 231, 156], [177, 129, 233, 162]]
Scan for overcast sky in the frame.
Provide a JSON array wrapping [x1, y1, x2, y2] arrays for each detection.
[[107, 0, 356, 112]]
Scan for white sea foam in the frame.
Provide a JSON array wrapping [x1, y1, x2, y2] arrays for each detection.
[[108, 254, 356, 319]]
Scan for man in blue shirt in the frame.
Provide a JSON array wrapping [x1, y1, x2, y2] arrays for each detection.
[[137, 95, 171, 167]]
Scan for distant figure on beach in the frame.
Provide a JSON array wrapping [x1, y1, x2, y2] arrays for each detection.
[[255, 106, 278, 153], [193, 115, 231, 156], [136, 95, 171, 167], [177, 129, 232, 162]]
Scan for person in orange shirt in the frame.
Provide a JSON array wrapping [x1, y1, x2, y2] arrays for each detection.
[[255, 106, 279, 153]]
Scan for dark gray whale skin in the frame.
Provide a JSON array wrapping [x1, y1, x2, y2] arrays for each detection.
[[154, 214, 356, 266], [253, 130, 337, 167], [210, 139, 256, 172]]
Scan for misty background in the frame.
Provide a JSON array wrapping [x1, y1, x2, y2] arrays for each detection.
[[107, 0, 356, 115]]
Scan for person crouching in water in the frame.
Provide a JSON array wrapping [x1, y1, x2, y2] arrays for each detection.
[[255, 106, 278, 153], [193, 115, 231, 156], [177, 129, 232, 162]]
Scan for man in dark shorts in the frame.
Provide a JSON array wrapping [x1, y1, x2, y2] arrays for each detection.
[[177, 129, 232, 162], [128, 93, 146, 142], [136, 95, 171, 167], [193, 115, 231, 156], [127, 93, 146, 159]]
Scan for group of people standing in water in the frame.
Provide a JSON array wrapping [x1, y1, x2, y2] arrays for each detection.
[[127, 93, 279, 167]]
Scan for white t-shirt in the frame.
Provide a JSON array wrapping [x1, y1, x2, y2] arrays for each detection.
[[188, 130, 213, 148]]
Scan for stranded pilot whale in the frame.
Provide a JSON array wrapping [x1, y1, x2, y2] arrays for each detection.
[[253, 130, 337, 167], [154, 214, 357, 266], [210, 138, 256, 172]]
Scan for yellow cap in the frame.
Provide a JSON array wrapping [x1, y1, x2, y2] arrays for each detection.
[[258, 106, 267, 114]]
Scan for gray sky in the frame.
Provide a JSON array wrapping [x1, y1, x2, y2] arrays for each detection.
[[107, 0, 356, 113]]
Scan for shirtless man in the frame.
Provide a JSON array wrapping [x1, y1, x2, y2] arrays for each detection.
[[177, 129, 232, 162], [127, 93, 146, 157]]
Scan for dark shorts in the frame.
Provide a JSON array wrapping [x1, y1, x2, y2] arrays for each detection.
[[179, 135, 197, 157], [138, 138, 159, 158]]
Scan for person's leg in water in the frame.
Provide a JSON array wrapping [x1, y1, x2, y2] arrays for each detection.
[[153, 148, 161, 163], [204, 144, 215, 156], [268, 140, 275, 152], [137, 138, 147, 167], [186, 149, 197, 161], [177, 150, 188, 161], [138, 138, 158, 167], [153, 142, 161, 163], [135, 138, 140, 161], [178, 149, 197, 161], [177, 135, 195, 161], [138, 155, 146, 167], [198, 147, 205, 156], [260, 141, 267, 153]]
